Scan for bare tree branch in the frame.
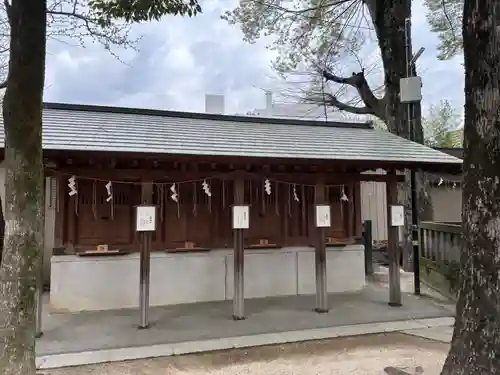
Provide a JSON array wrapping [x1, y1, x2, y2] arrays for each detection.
[[47, 9, 123, 45], [3, 0, 10, 25], [323, 92, 372, 114], [322, 69, 386, 119]]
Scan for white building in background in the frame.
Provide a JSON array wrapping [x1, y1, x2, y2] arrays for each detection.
[[204, 91, 373, 123], [246, 91, 373, 123]]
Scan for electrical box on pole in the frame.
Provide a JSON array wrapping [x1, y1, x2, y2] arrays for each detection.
[[400, 76, 422, 103]]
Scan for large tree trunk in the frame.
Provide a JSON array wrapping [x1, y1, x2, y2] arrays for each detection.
[[0, 0, 47, 374], [440, 1, 500, 374], [367, 0, 433, 270]]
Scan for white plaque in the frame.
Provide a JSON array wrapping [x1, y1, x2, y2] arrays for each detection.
[[136, 205, 156, 232], [315, 204, 331, 228], [232, 205, 249, 229], [391, 205, 405, 227]]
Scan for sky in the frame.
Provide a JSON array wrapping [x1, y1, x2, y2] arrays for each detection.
[[44, 0, 465, 119]]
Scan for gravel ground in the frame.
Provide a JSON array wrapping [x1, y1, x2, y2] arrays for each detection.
[[39, 333, 450, 375]]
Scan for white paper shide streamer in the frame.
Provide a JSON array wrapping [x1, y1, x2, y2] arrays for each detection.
[[202, 179, 212, 197], [340, 186, 349, 202], [68, 176, 77, 196], [293, 184, 299, 202], [105, 181, 113, 202], [264, 178, 272, 195], [170, 183, 178, 202]]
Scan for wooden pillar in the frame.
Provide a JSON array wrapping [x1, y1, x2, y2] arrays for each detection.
[[233, 178, 245, 320], [54, 176, 66, 249], [363, 220, 374, 276], [386, 170, 402, 306], [345, 184, 353, 237], [67, 180, 77, 252], [314, 183, 328, 313], [354, 182, 362, 237], [139, 182, 153, 329]]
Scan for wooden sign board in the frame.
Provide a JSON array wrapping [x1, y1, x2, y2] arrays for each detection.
[[232, 205, 249, 229], [390, 205, 405, 227], [315, 204, 331, 228], [136, 205, 157, 232]]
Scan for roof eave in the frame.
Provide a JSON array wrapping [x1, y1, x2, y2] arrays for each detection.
[[35, 148, 463, 174]]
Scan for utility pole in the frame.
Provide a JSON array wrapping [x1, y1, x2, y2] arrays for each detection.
[[402, 18, 424, 296]]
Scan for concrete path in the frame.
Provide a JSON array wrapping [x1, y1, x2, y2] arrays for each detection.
[[36, 282, 455, 370], [402, 325, 453, 343], [39, 331, 453, 375]]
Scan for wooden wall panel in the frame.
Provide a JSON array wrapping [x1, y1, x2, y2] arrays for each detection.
[[62, 172, 361, 253], [75, 181, 133, 249]]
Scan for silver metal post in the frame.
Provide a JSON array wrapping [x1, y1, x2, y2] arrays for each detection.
[[35, 252, 44, 338], [233, 229, 245, 319], [139, 232, 151, 329], [35, 283, 43, 338]]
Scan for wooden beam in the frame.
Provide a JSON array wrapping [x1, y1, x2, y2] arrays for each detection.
[[233, 177, 245, 320], [354, 182, 362, 237], [51, 168, 405, 183], [314, 181, 328, 313], [386, 170, 402, 307], [45, 149, 457, 174]]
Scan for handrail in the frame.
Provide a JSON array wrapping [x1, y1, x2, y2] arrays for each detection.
[[419, 221, 462, 264], [420, 221, 461, 234]]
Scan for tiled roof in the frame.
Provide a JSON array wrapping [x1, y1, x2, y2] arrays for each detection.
[[0, 103, 462, 170], [434, 147, 464, 159], [428, 148, 464, 183]]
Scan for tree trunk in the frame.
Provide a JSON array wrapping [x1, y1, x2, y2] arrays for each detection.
[[366, 0, 433, 270], [441, 1, 500, 374], [0, 0, 47, 374]]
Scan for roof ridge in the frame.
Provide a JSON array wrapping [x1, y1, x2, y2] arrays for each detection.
[[42, 102, 374, 130]]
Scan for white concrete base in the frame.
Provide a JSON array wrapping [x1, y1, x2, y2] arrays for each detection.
[[35, 317, 454, 370], [50, 246, 366, 312]]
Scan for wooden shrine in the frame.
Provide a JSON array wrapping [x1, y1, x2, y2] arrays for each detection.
[[48, 154, 379, 256], [26, 102, 461, 320]]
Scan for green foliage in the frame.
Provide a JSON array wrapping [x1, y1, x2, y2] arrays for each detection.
[[424, 0, 463, 60], [423, 100, 463, 147], [222, 0, 365, 76], [89, 0, 201, 26]]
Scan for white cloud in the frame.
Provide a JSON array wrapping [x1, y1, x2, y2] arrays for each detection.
[[43, 1, 465, 118]]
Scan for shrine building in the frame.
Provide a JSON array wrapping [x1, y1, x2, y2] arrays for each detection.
[[0, 102, 462, 316]]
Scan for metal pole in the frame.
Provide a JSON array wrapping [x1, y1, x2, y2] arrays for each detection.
[[35, 254, 44, 338], [314, 184, 328, 313], [363, 220, 373, 276], [233, 228, 245, 319], [233, 178, 245, 320], [139, 231, 151, 329], [404, 18, 421, 295], [35, 179, 47, 338], [387, 171, 402, 306]]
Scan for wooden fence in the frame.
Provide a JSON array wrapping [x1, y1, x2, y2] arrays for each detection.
[[419, 221, 462, 298], [419, 221, 461, 263]]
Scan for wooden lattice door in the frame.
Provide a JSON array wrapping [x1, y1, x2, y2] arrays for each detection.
[[77, 180, 133, 248]]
